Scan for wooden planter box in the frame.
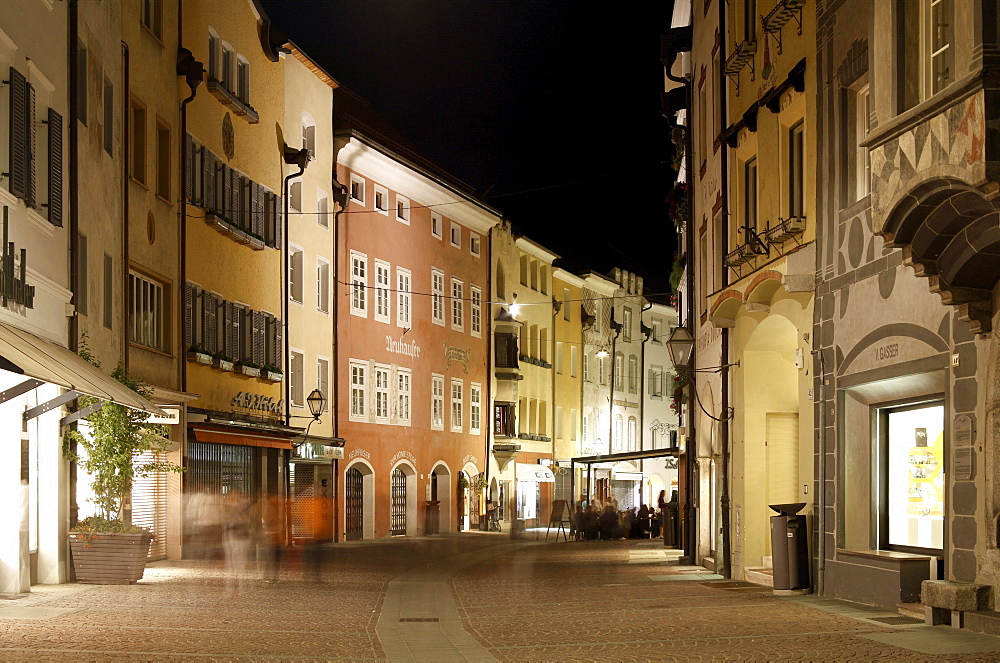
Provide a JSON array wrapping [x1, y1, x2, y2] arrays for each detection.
[[69, 531, 152, 585]]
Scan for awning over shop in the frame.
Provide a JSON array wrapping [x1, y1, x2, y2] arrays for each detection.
[[515, 463, 555, 482], [191, 423, 297, 450], [0, 320, 165, 416]]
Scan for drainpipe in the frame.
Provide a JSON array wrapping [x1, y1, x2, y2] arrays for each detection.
[[330, 178, 347, 543], [639, 300, 652, 497], [68, 0, 80, 530], [121, 42, 130, 371], [816, 346, 827, 593], [281, 148, 309, 427], [485, 224, 494, 507], [718, 0, 732, 581], [607, 315, 621, 452]]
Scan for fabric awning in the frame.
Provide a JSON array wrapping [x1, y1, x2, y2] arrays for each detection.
[[0, 321, 165, 416], [515, 463, 555, 483], [191, 423, 296, 450]]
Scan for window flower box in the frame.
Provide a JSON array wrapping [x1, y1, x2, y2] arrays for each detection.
[[205, 211, 265, 251], [187, 350, 212, 365], [236, 363, 261, 377], [213, 357, 234, 372], [261, 369, 283, 383]]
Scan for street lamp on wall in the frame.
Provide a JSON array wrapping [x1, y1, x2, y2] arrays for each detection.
[[306, 388, 326, 420], [665, 326, 737, 422]]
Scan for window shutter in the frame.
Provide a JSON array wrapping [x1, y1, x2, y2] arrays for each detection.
[[222, 300, 233, 358], [47, 108, 63, 226], [25, 81, 36, 208], [230, 171, 241, 226], [184, 282, 194, 349], [272, 316, 282, 372], [274, 195, 283, 248], [184, 133, 194, 203], [203, 292, 217, 353], [220, 164, 232, 218], [253, 310, 266, 367], [202, 148, 216, 210], [238, 177, 248, 230], [8, 67, 27, 200], [648, 369, 656, 395], [252, 181, 263, 237]]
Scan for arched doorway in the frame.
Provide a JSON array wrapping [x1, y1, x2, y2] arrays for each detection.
[[389, 461, 417, 536], [430, 463, 453, 533], [344, 461, 375, 540]]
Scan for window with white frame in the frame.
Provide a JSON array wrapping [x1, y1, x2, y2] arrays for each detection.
[[582, 415, 589, 444], [374, 260, 391, 323], [373, 364, 390, 422], [788, 120, 805, 218], [470, 286, 482, 337], [289, 246, 304, 303], [317, 192, 329, 228], [396, 268, 412, 328], [571, 345, 578, 377], [397, 369, 411, 425], [614, 353, 624, 390], [651, 319, 662, 343], [431, 212, 443, 239], [431, 268, 445, 325], [290, 181, 302, 213], [350, 251, 367, 316], [208, 30, 220, 82], [926, 0, 954, 97], [450, 222, 461, 248], [395, 195, 410, 224], [628, 355, 638, 392], [583, 351, 590, 381], [598, 355, 606, 385], [470, 383, 481, 434], [316, 258, 330, 313], [451, 379, 463, 431], [745, 156, 758, 231], [142, 0, 162, 39], [451, 278, 464, 331], [373, 184, 388, 215], [221, 42, 234, 91], [350, 360, 366, 421], [563, 288, 571, 321], [290, 350, 304, 406], [613, 414, 623, 451], [301, 114, 316, 155], [127, 271, 167, 351], [235, 56, 250, 105], [470, 233, 481, 257], [627, 417, 637, 451], [623, 308, 632, 341], [431, 374, 444, 430], [316, 357, 329, 410], [856, 84, 871, 200], [649, 366, 664, 397], [349, 174, 365, 205]]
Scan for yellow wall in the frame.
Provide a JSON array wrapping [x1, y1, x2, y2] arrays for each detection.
[[552, 273, 583, 464]]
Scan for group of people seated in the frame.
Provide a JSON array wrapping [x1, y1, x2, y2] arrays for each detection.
[[571, 501, 661, 541]]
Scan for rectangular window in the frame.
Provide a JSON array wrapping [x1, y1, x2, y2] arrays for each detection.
[[374, 365, 390, 422], [289, 247, 303, 303], [927, 0, 954, 96], [316, 259, 330, 313], [583, 351, 589, 381], [236, 57, 250, 104], [396, 268, 411, 328], [350, 251, 367, 316], [470, 383, 481, 434], [397, 369, 411, 425], [563, 288, 571, 321], [290, 350, 304, 406], [451, 379, 463, 431], [745, 157, 758, 231], [350, 360, 366, 421], [290, 181, 302, 213], [650, 367, 663, 397], [374, 185, 388, 214], [156, 122, 170, 200], [221, 44, 233, 91], [431, 269, 445, 325], [431, 374, 444, 430], [103, 254, 113, 329], [450, 222, 461, 248], [880, 401, 945, 552], [470, 286, 482, 337], [317, 193, 329, 228], [349, 174, 365, 205], [127, 271, 166, 351], [395, 195, 410, 224], [316, 357, 329, 410], [130, 100, 146, 184], [856, 85, 871, 200], [628, 356, 638, 392], [431, 212, 443, 239], [470, 233, 481, 256], [598, 355, 606, 385], [570, 346, 578, 377], [614, 354, 623, 390], [788, 121, 805, 218], [494, 402, 515, 437], [623, 308, 632, 341], [208, 32, 219, 81], [651, 320, 662, 343], [375, 260, 391, 323], [142, 0, 162, 39], [103, 77, 114, 155], [451, 278, 464, 331]]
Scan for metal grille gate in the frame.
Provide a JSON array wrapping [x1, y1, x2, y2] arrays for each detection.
[[186, 442, 260, 497], [132, 450, 168, 559], [390, 468, 406, 535], [290, 464, 315, 541], [345, 467, 364, 540]]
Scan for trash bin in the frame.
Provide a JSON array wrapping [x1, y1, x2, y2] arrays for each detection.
[[662, 504, 678, 546], [769, 502, 810, 593], [424, 500, 440, 535]]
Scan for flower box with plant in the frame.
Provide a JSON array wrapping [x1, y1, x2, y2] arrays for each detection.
[[63, 341, 183, 584], [235, 360, 261, 377], [261, 365, 283, 382], [187, 345, 212, 365], [212, 352, 235, 372]]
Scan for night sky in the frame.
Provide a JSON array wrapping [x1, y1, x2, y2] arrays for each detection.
[[260, 0, 677, 287]]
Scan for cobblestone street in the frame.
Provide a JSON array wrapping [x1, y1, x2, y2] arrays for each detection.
[[3, 533, 1000, 661]]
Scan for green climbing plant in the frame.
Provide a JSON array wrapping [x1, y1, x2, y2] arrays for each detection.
[[63, 337, 183, 527]]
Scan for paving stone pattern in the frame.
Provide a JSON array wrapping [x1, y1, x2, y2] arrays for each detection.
[[1, 534, 999, 661]]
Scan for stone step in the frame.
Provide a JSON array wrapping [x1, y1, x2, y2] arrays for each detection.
[[744, 566, 774, 587], [965, 610, 1000, 637]]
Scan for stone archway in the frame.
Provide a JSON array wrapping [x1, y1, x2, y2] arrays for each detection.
[[430, 462, 453, 533], [345, 460, 375, 540]]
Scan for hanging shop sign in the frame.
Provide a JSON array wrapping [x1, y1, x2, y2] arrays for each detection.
[[147, 405, 181, 425], [231, 391, 283, 420]]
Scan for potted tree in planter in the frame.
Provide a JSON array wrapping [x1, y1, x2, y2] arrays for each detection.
[[63, 348, 182, 584]]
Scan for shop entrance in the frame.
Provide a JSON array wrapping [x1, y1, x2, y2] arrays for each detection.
[[390, 468, 407, 535], [345, 467, 364, 540]]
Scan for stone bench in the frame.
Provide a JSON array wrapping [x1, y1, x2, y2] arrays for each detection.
[[921, 580, 991, 628]]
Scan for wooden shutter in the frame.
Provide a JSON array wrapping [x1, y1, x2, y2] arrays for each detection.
[[222, 299, 233, 358], [184, 133, 194, 203], [47, 108, 63, 226], [203, 292, 217, 353], [184, 283, 194, 349], [251, 310, 265, 366], [251, 181, 263, 237], [272, 316, 282, 371], [8, 67, 27, 200], [264, 192, 275, 246], [230, 170, 240, 225], [202, 148, 216, 210], [274, 195, 283, 248], [25, 81, 36, 208], [220, 164, 232, 218]]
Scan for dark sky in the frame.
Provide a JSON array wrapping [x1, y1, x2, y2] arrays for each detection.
[[260, 0, 677, 283]]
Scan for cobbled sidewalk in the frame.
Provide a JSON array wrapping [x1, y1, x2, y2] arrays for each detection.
[[1, 533, 999, 661]]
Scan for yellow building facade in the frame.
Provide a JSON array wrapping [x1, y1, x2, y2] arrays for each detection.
[[552, 268, 584, 502]]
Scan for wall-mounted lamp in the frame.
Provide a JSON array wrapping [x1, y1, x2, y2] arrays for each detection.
[[509, 294, 520, 318], [665, 326, 737, 422]]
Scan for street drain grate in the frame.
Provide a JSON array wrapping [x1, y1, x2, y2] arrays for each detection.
[[399, 618, 440, 622], [869, 616, 923, 625]]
